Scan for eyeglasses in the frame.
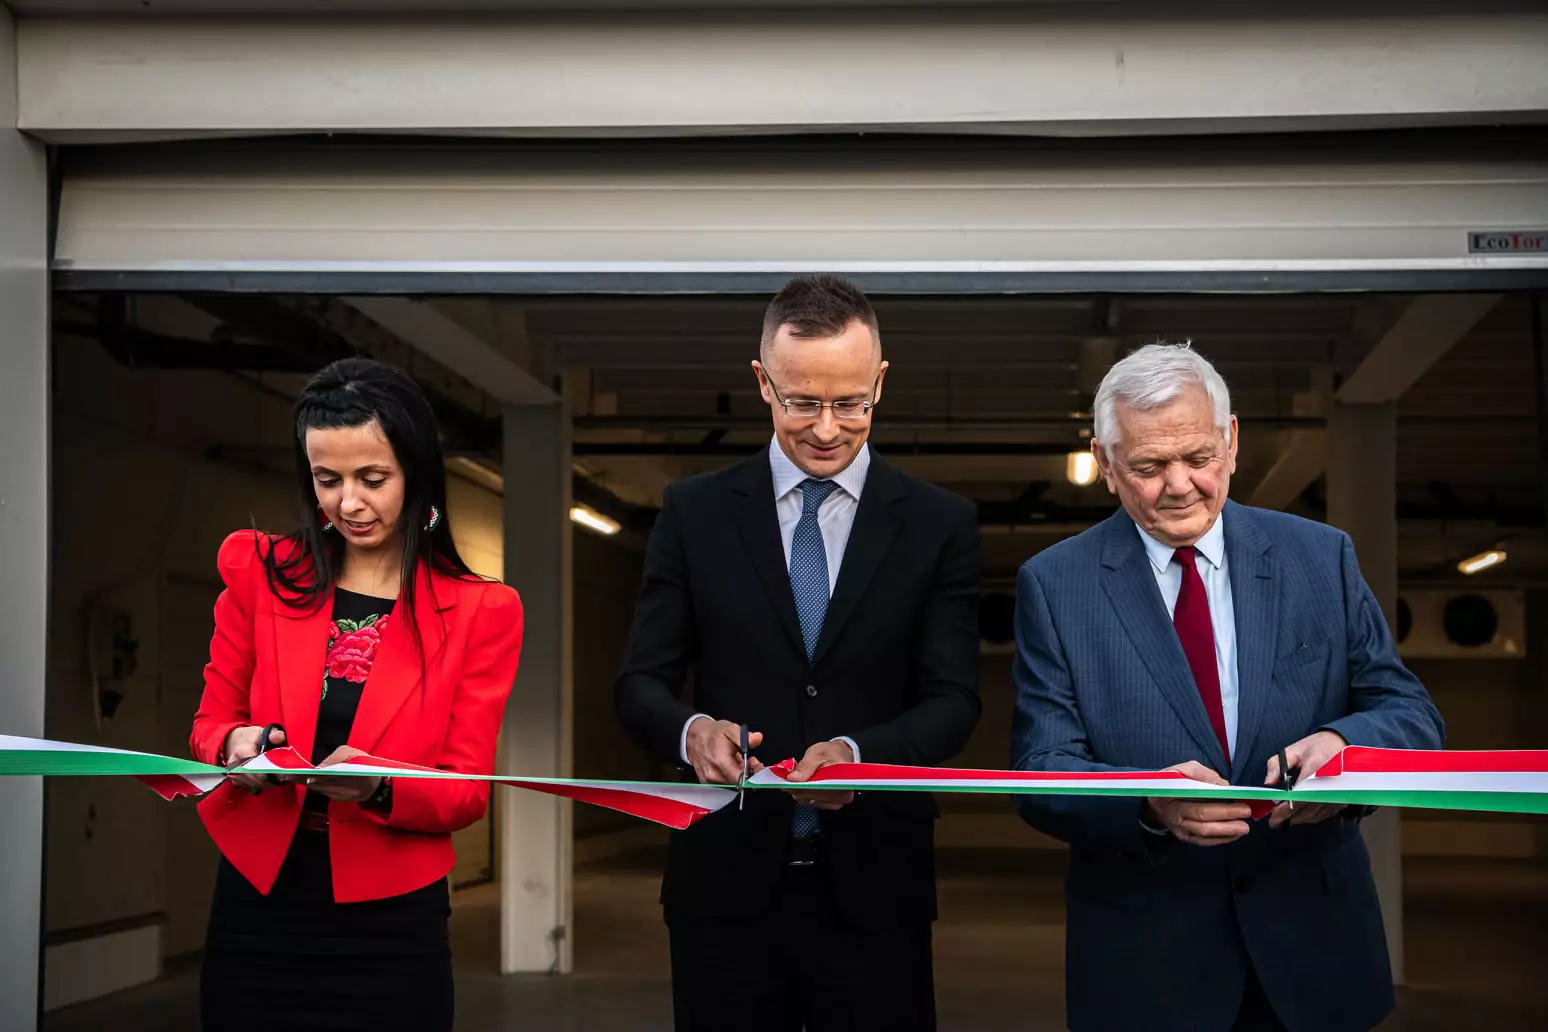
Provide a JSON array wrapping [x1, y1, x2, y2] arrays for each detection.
[[765, 373, 881, 421]]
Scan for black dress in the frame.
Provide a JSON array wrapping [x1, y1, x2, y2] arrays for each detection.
[[200, 588, 454, 1032]]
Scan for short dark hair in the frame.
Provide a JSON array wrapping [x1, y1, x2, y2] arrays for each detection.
[[760, 274, 880, 361]]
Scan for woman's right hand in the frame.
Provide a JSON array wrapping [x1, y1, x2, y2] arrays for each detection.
[[223, 725, 287, 793]]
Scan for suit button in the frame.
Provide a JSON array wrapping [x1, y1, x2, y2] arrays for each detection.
[[1233, 875, 1249, 893], [805, 685, 818, 698]]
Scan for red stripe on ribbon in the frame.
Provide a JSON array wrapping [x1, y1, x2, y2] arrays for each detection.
[[509, 781, 718, 831], [134, 774, 209, 801], [765, 760, 1193, 784], [1324, 747, 1548, 777], [260, 749, 719, 830], [252, 747, 315, 771], [767, 758, 1277, 819]]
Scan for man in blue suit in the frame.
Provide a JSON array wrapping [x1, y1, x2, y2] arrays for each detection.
[[1012, 343, 1444, 1032]]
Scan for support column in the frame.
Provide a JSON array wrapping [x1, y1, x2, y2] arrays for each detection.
[[0, 11, 49, 1031], [1325, 401, 1404, 984], [498, 403, 574, 973]]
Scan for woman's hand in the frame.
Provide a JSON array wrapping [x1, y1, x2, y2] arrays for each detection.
[[287, 745, 381, 802], [223, 725, 286, 793]]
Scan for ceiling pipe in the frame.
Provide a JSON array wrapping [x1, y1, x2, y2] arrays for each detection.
[[573, 414, 1328, 432]]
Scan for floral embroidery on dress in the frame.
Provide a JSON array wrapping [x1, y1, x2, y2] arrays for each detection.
[[321, 613, 390, 699]]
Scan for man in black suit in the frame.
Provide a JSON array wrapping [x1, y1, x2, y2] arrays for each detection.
[[615, 274, 982, 1032]]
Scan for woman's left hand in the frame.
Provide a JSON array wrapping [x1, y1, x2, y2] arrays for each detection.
[[287, 745, 380, 802]]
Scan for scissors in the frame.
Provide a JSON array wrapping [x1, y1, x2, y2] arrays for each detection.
[[228, 723, 287, 795], [737, 723, 750, 811], [1277, 746, 1298, 812]]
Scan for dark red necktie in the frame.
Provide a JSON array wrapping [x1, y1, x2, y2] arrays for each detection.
[[1172, 547, 1231, 762]]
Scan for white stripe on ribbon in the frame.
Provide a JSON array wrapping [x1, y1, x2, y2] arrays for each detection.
[[0, 733, 181, 757], [9, 734, 1548, 825], [1296, 770, 1548, 795]]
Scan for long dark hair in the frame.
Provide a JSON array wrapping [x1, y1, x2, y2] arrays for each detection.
[[260, 357, 481, 663]]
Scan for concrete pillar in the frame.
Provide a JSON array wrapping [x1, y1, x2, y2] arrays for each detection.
[[1325, 401, 1405, 984], [498, 402, 574, 973], [0, 11, 50, 1030]]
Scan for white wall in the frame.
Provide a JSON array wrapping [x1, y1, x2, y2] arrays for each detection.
[[0, 12, 50, 1031], [447, 476, 504, 582]]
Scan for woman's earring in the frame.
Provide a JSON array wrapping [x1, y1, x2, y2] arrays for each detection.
[[424, 505, 441, 533], [318, 505, 335, 533]]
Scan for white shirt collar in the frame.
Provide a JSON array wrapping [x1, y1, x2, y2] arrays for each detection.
[[1137, 508, 1226, 574], [769, 435, 871, 503]]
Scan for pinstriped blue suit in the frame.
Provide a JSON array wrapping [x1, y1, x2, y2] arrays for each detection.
[[1012, 501, 1444, 1032]]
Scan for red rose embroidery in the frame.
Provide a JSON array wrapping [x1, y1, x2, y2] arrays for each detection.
[[325, 614, 390, 684]]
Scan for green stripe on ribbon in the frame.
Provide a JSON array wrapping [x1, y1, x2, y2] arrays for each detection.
[[0, 750, 225, 778]]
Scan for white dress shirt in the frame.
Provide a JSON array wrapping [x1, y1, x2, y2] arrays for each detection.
[[679, 438, 870, 765], [1136, 511, 1240, 758]]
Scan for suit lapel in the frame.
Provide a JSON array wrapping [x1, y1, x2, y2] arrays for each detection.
[[348, 568, 454, 754], [1099, 513, 1230, 773], [729, 451, 807, 659], [273, 593, 332, 764], [811, 456, 906, 666], [1223, 501, 1278, 781]]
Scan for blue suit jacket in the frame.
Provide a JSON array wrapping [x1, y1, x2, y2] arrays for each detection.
[[1011, 501, 1444, 1032]]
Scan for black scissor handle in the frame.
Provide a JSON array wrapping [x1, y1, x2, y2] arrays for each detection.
[[256, 723, 287, 756], [1277, 747, 1298, 793], [738, 723, 750, 811], [253, 723, 288, 789]]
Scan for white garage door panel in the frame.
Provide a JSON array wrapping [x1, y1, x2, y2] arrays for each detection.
[[54, 144, 1548, 273], [17, 10, 1548, 141]]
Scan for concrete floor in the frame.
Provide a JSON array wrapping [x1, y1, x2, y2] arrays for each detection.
[[46, 849, 1548, 1031]]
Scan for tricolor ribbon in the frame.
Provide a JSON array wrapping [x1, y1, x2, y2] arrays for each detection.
[[0, 734, 732, 830], [4, 734, 1547, 830], [752, 748, 1548, 817]]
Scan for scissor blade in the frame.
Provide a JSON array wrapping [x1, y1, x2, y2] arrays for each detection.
[[738, 723, 749, 811]]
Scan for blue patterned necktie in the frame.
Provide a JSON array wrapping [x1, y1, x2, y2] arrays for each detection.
[[789, 477, 840, 838]]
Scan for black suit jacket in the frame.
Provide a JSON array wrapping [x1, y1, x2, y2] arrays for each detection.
[[615, 447, 982, 927]]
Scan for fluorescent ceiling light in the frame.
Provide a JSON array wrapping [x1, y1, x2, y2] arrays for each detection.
[[1066, 450, 1099, 487], [1456, 549, 1506, 575], [570, 505, 621, 537]]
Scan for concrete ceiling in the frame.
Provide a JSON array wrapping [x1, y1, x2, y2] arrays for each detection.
[[64, 288, 1548, 583], [527, 291, 1546, 581], [534, 292, 1541, 500], [3, 0, 1160, 14], [0, 1, 1356, 10], [11, 1, 1533, 13]]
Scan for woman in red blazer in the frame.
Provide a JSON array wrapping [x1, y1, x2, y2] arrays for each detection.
[[190, 358, 522, 1032]]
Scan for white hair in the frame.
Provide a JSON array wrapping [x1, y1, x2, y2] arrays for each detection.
[[1093, 342, 1232, 455]]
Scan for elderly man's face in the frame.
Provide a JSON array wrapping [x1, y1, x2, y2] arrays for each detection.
[[1094, 384, 1238, 549]]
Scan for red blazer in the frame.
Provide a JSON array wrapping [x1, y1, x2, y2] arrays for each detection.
[[191, 530, 523, 903]]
